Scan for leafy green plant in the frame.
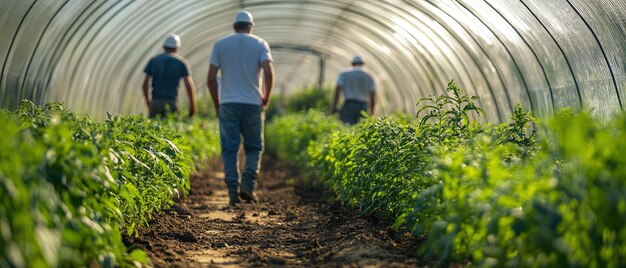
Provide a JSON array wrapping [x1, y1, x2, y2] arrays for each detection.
[[264, 79, 626, 267], [417, 80, 484, 138], [285, 85, 332, 114], [266, 85, 333, 121], [495, 103, 539, 157], [0, 100, 220, 267], [266, 110, 344, 168]]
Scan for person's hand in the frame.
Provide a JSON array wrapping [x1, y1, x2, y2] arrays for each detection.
[[146, 99, 151, 108], [189, 106, 196, 117], [262, 96, 269, 110]]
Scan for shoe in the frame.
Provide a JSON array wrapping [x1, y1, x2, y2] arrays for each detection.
[[228, 197, 240, 207], [229, 191, 241, 207], [239, 189, 258, 203]]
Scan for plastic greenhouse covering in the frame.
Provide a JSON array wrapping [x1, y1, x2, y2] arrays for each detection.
[[1, 0, 625, 122]]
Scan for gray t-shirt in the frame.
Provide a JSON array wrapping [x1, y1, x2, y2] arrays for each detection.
[[144, 52, 190, 101], [209, 33, 273, 105], [336, 66, 376, 102]]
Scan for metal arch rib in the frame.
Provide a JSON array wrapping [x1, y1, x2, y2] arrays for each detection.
[[1, 0, 38, 106], [520, 0, 583, 109], [566, 0, 623, 110], [483, 0, 556, 113], [455, 0, 535, 115]]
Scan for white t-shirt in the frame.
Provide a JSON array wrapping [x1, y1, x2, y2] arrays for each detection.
[[209, 33, 273, 105], [336, 66, 376, 102]]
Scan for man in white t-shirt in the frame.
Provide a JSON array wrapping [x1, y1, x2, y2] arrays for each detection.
[[207, 10, 275, 206], [331, 55, 376, 125]]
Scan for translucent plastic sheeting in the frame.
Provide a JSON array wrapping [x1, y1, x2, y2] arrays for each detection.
[[1, 0, 625, 121]]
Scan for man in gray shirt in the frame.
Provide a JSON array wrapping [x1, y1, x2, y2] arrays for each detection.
[[207, 10, 275, 206], [143, 34, 196, 118], [331, 55, 376, 125]]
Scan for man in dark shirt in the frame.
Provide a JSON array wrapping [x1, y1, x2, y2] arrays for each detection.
[[143, 34, 196, 118]]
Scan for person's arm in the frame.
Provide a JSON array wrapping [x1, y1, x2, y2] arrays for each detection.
[[261, 60, 275, 109], [369, 91, 376, 115], [366, 73, 376, 115], [331, 86, 342, 114], [183, 76, 196, 117], [207, 64, 220, 115], [142, 75, 151, 108]]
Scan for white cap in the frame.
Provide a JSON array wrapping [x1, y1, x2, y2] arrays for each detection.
[[163, 34, 181, 49], [352, 55, 364, 64], [234, 10, 254, 25]]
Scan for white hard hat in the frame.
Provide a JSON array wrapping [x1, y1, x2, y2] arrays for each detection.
[[234, 10, 254, 25], [352, 55, 364, 64], [163, 34, 181, 49]]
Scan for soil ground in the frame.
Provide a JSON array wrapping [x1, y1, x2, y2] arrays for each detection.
[[126, 155, 420, 267]]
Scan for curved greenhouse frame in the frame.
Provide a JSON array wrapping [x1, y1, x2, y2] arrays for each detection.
[[1, 0, 625, 121]]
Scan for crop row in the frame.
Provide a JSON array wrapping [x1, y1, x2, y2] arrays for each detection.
[[266, 81, 626, 267], [0, 101, 219, 267]]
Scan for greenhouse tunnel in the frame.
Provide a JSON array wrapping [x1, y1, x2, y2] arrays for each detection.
[[1, 0, 626, 122]]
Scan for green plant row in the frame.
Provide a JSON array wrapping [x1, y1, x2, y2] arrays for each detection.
[[265, 109, 345, 169], [265, 81, 625, 267], [0, 101, 219, 267], [265, 85, 333, 121]]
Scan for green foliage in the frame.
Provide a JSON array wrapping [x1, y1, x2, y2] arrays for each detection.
[[415, 110, 626, 267], [494, 103, 539, 158], [417, 80, 484, 139], [266, 79, 626, 266], [265, 110, 344, 169], [533, 111, 626, 267], [187, 94, 217, 118], [0, 100, 219, 267], [266, 85, 333, 121], [284, 85, 332, 114], [308, 116, 430, 218]]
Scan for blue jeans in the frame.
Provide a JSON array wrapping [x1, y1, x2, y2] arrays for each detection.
[[219, 103, 264, 194], [340, 100, 368, 125]]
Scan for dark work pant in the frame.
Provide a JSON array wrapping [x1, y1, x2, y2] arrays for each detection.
[[340, 100, 368, 125], [149, 99, 179, 118]]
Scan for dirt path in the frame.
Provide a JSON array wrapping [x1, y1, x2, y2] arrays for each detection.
[[127, 156, 419, 267]]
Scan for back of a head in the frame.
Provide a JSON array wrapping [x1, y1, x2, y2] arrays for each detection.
[[351, 55, 364, 66], [234, 10, 254, 31], [163, 34, 181, 49]]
